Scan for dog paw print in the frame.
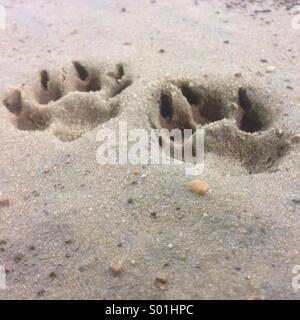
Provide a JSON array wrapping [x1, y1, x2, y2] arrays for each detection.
[[151, 79, 291, 174], [3, 61, 132, 141]]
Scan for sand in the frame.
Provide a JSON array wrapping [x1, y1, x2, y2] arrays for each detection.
[[0, 0, 300, 299]]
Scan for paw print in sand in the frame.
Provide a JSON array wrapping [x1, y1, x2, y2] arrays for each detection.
[[3, 61, 132, 141], [150, 79, 291, 174]]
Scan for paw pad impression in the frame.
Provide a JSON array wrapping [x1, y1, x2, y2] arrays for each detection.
[[3, 60, 132, 141], [151, 79, 291, 174]]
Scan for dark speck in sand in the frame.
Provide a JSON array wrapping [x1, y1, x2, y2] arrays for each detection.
[[14, 253, 23, 263], [127, 198, 134, 204], [292, 198, 300, 204], [150, 211, 157, 219], [0, 198, 10, 207], [49, 271, 57, 279], [37, 290, 46, 297]]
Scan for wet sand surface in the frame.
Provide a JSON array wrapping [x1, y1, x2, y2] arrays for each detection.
[[0, 0, 300, 299]]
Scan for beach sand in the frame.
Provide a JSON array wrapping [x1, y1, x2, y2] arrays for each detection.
[[0, 0, 300, 299]]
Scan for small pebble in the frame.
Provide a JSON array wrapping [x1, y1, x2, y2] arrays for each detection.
[[187, 180, 210, 196], [110, 263, 124, 276], [48, 272, 57, 279], [291, 134, 300, 144], [155, 273, 168, 290], [292, 198, 300, 205], [275, 128, 284, 137], [0, 198, 10, 207], [5, 264, 12, 274], [265, 65, 276, 73]]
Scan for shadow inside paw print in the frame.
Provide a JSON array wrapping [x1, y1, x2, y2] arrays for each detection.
[[151, 79, 291, 174], [3, 60, 132, 141]]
